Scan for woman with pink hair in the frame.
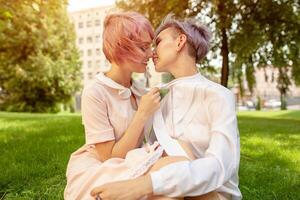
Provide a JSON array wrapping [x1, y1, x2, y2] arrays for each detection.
[[65, 11, 190, 200], [64, 12, 167, 200]]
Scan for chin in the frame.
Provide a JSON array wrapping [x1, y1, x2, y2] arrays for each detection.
[[135, 68, 146, 73], [154, 64, 164, 72], [155, 68, 162, 72]]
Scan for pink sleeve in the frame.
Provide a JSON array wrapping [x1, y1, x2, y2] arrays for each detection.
[[81, 88, 115, 145]]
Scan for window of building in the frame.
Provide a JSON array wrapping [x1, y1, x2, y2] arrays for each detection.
[[86, 21, 92, 28], [87, 49, 92, 56], [96, 48, 101, 56], [78, 22, 83, 28], [88, 72, 93, 79], [87, 36, 93, 43], [95, 35, 101, 43], [88, 61, 92, 68], [78, 37, 84, 44], [79, 50, 84, 57], [95, 19, 101, 26]]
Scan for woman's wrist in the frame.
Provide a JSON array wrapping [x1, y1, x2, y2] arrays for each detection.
[[135, 109, 149, 123]]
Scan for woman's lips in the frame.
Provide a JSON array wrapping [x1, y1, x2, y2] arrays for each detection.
[[142, 60, 148, 65]]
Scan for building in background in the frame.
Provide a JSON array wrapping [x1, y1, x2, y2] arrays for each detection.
[[69, 5, 113, 86], [254, 67, 300, 109], [233, 66, 300, 110], [254, 67, 300, 99]]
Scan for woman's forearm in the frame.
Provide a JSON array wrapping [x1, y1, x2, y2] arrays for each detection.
[[136, 175, 154, 197], [111, 110, 148, 158], [97, 88, 160, 161]]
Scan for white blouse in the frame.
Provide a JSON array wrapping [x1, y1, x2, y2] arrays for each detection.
[[149, 73, 242, 199]]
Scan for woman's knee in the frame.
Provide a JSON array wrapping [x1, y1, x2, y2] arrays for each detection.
[[149, 195, 183, 200], [184, 192, 221, 200], [148, 156, 190, 172]]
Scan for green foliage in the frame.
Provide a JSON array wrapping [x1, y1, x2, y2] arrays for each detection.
[[116, 0, 236, 87], [0, 0, 81, 112], [116, 0, 189, 28], [117, 0, 300, 93], [231, 0, 300, 96]]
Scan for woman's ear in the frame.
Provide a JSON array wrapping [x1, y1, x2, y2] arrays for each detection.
[[176, 34, 187, 51]]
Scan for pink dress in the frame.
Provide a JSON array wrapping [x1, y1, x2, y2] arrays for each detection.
[[64, 73, 163, 200]]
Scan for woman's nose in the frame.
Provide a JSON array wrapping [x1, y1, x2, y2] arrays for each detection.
[[152, 48, 157, 57], [147, 48, 153, 58]]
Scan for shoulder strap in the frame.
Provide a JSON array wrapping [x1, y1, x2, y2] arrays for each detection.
[[152, 108, 189, 157]]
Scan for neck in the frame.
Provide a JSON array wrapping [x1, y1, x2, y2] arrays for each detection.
[[169, 55, 198, 78], [106, 63, 132, 88]]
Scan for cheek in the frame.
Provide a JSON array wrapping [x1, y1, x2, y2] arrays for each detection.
[[138, 50, 149, 61], [158, 42, 176, 60]]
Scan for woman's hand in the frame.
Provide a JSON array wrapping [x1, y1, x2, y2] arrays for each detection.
[[137, 88, 161, 118], [90, 175, 153, 200]]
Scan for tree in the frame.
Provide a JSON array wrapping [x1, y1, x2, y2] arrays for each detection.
[[116, 0, 238, 87], [277, 67, 291, 110], [116, 0, 300, 94], [231, 0, 300, 109], [0, 0, 81, 112], [117, 0, 189, 28]]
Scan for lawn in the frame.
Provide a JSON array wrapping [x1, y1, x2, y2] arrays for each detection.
[[0, 111, 299, 200]]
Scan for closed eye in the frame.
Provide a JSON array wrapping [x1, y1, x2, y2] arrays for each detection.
[[139, 44, 150, 52], [156, 39, 161, 46], [155, 37, 161, 46]]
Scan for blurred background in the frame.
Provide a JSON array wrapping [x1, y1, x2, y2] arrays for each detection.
[[0, 1, 300, 200], [0, 0, 299, 113]]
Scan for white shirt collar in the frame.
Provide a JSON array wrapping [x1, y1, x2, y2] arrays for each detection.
[[159, 73, 204, 90], [96, 72, 146, 99]]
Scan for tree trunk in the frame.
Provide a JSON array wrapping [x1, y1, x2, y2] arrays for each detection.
[[220, 26, 229, 87], [217, 1, 230, 88], [280, 93, 287, 110], [277, 67, 290, 110]]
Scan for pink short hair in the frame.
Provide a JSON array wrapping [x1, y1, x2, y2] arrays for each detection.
[[103, 12, 154, 65]]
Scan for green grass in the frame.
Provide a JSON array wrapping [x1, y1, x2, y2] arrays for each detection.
[[0, 112, 84, 200], [1, 111, 300, 199], [238, 111, 300, 200]]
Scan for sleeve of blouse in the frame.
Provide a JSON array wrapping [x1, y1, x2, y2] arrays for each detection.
[[81, 87, 115, 145]]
